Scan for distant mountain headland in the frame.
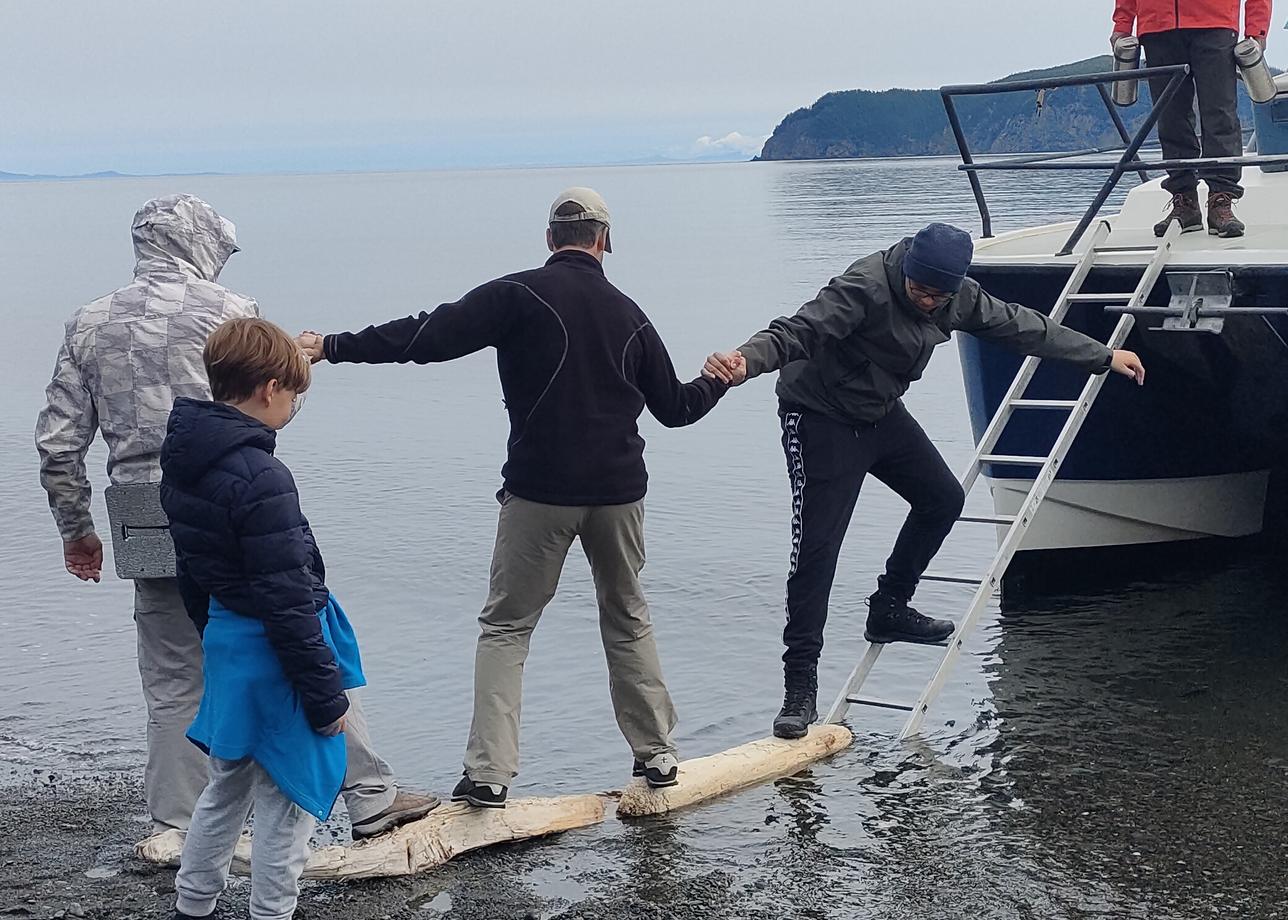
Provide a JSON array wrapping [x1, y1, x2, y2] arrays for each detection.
[[0, 170, 131, 181], [756, 55, 1256, 161]]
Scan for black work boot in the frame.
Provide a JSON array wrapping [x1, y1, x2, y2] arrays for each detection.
[[772, 664, 818, 740], [864, 590, 954, 645], [1153, 190, 1203, 237], [1207, 191, 1245, 238]]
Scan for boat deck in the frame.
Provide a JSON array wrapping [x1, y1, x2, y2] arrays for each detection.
[[973, 170, 1288, 268]]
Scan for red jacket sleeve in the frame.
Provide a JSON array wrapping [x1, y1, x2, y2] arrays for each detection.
[[1113, 0, 1137, 33], [1245, 0, 1272, 37]]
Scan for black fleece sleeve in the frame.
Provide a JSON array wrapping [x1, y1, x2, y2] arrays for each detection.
[[230, 467, 349, 730], [323, 280, 516, 365], [632, 321, 728, 428]]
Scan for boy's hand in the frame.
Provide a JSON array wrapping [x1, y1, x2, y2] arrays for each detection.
[[63, 533, 103, 582], [297, 331, 326, 365], [318, 714, 347, 737]]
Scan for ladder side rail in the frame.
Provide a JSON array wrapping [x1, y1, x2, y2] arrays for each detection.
[[960, 221, 1112, 496], [823, 642, 884, 724], [899, 312, 1138, 738], [962, 219, 1174, 497]]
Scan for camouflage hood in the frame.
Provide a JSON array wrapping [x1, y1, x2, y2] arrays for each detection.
[[35, 195, 259, 542], [132, 194, 239, 282]]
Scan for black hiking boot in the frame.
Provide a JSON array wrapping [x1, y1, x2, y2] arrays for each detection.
[[1153, 190, 1203, 237], [632, 752, 681, 788], [1207, 192, 1245, 238], [772, 664, 818, 740], [451, 774, 508, 809], [864, 591, 954, 645]]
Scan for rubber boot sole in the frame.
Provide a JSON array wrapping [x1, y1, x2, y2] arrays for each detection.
[[452, 792, 507, 809], [864, 627, 954, 645], [772, 710, 818, 740], [1154, 220, 1204, 237], [351, 797, 442, 840]]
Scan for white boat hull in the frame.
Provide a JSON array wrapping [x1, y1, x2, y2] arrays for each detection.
[[988, 472, 1270, 551]]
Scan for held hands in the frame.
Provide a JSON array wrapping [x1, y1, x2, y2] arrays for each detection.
[[63, 533, 104, 582], [1110, 349, 1145, 385], [318, 714, 348, 737], [702, 350, 747, 386], [296, 331, 325, 365]]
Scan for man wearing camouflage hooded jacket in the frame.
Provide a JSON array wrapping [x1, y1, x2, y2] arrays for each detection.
[[34, 195, 435, 837]]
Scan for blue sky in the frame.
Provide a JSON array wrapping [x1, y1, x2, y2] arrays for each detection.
[[3, 1, 1278, 175]]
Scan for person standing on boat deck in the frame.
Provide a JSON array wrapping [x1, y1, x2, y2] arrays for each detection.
[[33, 194, 437, 839], [703, 223, 1147, 740], [1112, 0, 1272, 238], [296, 188, 727, 807]]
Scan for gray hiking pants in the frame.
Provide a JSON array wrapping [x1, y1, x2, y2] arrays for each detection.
[[175, 756, 315, 920], [463, 495, 678, 787], [134, 578, 397, 831]]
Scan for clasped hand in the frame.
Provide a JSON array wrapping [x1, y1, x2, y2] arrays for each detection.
[[702, 350, 747, 386]]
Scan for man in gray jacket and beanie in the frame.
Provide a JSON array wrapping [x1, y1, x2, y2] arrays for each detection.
[[705, 223, 1145, 739], [35, 194, 437, 838]]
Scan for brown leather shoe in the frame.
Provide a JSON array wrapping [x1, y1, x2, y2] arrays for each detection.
[[1153, 190, 1203, 237], [1207, 192, 1245, 238], [351, 790, 441, 840]]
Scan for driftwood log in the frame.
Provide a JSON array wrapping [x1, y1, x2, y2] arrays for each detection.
[[135, 794, 609, 880], [135, 726, 855, 878], [616, 725, 854, 817]]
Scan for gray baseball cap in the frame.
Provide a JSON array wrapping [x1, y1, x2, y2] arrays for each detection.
[[549, 187, 612, 252]]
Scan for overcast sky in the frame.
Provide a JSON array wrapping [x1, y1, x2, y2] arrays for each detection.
[[3, 1, 1279, 175]]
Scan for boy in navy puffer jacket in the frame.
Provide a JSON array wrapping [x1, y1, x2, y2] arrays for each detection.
[[160, 318, 359, 920]]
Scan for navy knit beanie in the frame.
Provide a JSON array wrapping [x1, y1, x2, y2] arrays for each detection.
[[903, 223, 973, 293]]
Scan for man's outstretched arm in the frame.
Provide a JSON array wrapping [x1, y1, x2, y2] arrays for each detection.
[[299, 281, 515, 366], [959, 287, 1145, 384], [634, 322, 729, 428]]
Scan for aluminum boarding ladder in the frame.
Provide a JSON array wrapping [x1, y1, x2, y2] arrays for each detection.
[[823, 219, 1180, 739]]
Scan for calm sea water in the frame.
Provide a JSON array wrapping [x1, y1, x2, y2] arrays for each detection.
[[1, 160, 1283, 917]]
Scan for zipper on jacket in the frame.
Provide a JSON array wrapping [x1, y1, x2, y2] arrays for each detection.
[[1174, 0, 1180, 29]]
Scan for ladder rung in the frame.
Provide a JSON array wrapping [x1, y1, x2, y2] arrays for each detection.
[[1094, 244, 1160, 253], [957, 513, 1015, 525], [1009, 399, 1079, 409], [1066, 293, 1135, 302], [921, 572, 982, 585], [978, 454, 1048, 466], [845, 696, 914, 712]]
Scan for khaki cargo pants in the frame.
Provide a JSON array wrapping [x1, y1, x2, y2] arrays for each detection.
[[463, 494, 678, 786]]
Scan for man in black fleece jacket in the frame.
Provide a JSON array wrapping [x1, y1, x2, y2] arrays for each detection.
[[298, 188, 727, 805]]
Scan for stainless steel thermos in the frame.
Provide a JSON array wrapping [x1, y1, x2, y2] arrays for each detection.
[[1235, 37, 1277, 104], [1112, 36, 1142, 107]]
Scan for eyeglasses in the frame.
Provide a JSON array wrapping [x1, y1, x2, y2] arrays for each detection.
[[907, 281, 953, 308]]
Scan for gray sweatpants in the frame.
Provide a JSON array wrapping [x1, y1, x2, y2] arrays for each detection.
[[463, 495, 678, 786], [134, 578, 397, 831], [175, 756, 315, 920]]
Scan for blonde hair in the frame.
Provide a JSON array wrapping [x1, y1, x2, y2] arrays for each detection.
[[204, 318, 311, 403]]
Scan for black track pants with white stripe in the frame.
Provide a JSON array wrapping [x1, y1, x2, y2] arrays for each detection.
[[778, 402, 964, 667]]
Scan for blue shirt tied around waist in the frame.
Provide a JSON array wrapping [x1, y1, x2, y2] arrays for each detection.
[[187, 593, 366, 821]]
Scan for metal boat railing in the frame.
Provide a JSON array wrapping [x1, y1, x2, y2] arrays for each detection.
[[941, 65, 1288, 255]]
